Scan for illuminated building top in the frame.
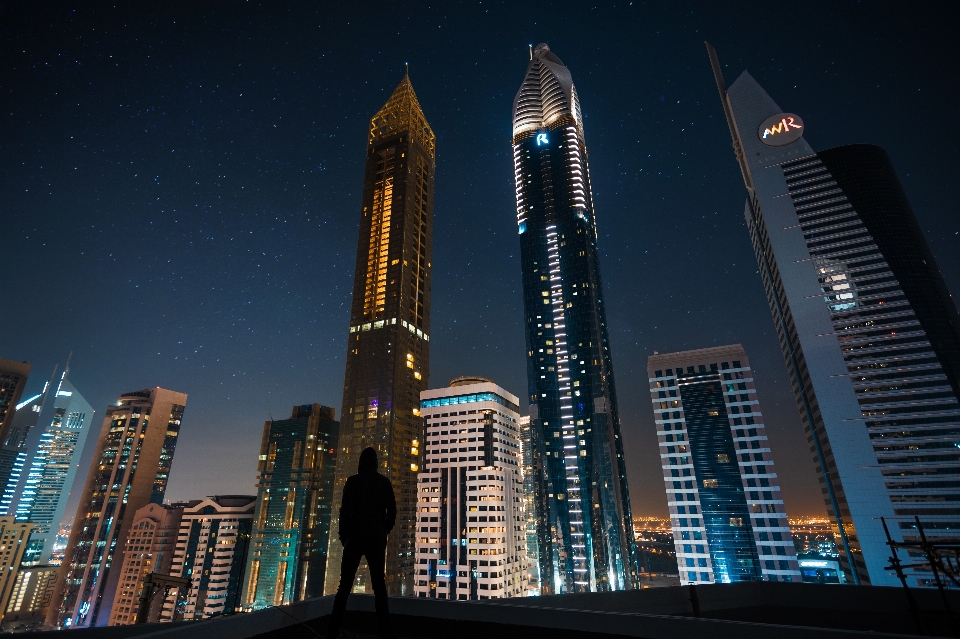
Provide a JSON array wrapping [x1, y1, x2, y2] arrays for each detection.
[[369, 72, 435, 159], [512, 43, 584, 139]]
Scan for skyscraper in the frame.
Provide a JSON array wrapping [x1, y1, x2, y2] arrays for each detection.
[[0, 379, 47, 517], [46, 387, 188, 628], [243, 404, 339, 609], [160, 495, 256, 622], [707, 43, 960, 586], [413, 377, 527, 600], [519, 415, 540, 594], [108, 502, 184, 625], [512, 43, 638, 593], [0, 518, 35, 626], [647, 345, 801, 585], [324, 72, 435, 597], [0, 359, 32, 450], [12, 369, 95, 566]]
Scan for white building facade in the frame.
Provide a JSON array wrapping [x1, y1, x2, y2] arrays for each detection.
[[648, 345, 800, 586], [414, 377, 527, 600]]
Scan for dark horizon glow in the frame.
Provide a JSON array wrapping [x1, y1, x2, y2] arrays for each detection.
[[1, 4, 957, 520]]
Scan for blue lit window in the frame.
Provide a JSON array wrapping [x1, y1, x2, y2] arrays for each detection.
[[518, 221, 527, 235]]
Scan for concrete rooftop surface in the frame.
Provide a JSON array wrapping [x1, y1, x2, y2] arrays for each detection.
[[26, 583, 960, 639]]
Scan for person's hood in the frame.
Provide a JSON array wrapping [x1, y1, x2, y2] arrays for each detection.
[[358, 447, 378, 474]]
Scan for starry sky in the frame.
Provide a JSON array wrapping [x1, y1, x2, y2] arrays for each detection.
[[2, 2, 958, 519]]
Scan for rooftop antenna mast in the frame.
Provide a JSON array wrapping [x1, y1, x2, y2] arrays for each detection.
[[529, 44, 533, 60]]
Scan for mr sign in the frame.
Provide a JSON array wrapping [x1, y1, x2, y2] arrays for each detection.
[[758, 113, 804, 147]]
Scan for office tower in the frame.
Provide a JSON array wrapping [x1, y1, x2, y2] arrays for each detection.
[[12, 371, 95, 566], [108, 503, 184, 625], [243, 404, 339, 610], [324, 71, 435, 597], [0, 359, 31, 447], [46, 387, 188, 629], [158, 495, 255, 622], [0, 359, 33, 501], [707, 43, 960, 586], [413, 377, 526, 600], [512, 42, 638, 593], [2, 565, 58, 632], [0, 386, 46, 517], [519, 415, 540, 594], [647, 346, 801, 585], [0, 518, 35, 625]]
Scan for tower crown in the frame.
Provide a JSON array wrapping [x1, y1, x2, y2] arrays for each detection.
[[369, 73, 435, 159], [512, 42, 583, 139]]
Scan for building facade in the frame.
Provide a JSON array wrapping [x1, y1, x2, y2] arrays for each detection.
[[159, 495, 255, 622], [0, 383, 46, 517], [512, 43, 638, 593], [324, 72, 435, 597], [243, 405, 339, 610], [708, 43, 960, 586], [519, 415, 540, 594], [414, 378, 527, 600], [0, 518, 35, 625], [12, 370, 95, 566], [0, 359, 31, 448], [647, 345, 801, 585], [46, 387, 188, 629], [0, 359, 33, 503], [108, 503, 184, 625], [2, 565, 58, 632]]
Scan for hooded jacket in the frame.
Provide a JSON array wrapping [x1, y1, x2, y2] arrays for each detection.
[[337, 448, 397, 545]]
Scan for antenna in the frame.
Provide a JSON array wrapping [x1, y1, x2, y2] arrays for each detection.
[[405, 61, 409, 77], [64, 351, 73, 375], [529, 44, 533, 60]]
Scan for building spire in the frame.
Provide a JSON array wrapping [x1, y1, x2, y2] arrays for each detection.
[[369, 71, 435, 158]]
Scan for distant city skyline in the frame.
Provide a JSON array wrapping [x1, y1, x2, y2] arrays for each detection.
[[2, 4, 957, 526]]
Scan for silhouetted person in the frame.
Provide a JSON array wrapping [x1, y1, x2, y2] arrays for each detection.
[[326, 447, 396, 639]]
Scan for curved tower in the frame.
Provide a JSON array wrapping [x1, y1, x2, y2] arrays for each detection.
[[512, 43, 638, 593]]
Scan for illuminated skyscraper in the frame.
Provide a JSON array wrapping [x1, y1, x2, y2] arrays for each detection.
[[324, 72, 435, 597], [243, 405, 339, 609], [12, 369, 95, 566], [512, 43, 638, 593], [647, 345, 801, 585], [708, 43, 960, 586], [160, 495, 256, 622], [0, 359, 33, 498], [46, 387, 187, 629], [413, 377, 527, 600]]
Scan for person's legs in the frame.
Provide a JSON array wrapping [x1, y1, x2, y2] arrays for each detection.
[[364, 541, 390, 638], [326, 543, 363, 639]]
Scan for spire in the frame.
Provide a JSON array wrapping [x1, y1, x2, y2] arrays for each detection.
[[369, 72, 435, 158]]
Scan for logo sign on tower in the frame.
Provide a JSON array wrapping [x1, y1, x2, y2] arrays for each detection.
[[757, 113, 804, 146], [536, 133, 549, 146]]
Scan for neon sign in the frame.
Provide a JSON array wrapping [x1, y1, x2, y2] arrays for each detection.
[[536, 133, 549, 146], [757, 113, 804, 147]]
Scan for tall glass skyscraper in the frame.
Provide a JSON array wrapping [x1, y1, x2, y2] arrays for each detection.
[[512, 43, 638, 593], [707, 43, 960, 586], [5, 365, 95, 566], [647, 345, 800, 585], [242, 404, 339, 609], [324, 72, 434, 597]]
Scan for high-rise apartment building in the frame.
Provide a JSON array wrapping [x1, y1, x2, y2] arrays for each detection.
[[0, 359, 31, 447], [707, 43, 960, 586], [325, 71, 435, 597], [0, 360, 33, 499], [46, 387, 188, 628], [413, 378, 527, 600], [512, 43, 638, 593], [647, 345, 801, 585], [159, 495, 255, 622], [108, 503, 184, 625], [0, 518, 35, 625], [11, 369, 95, 566], [243, 404, 339, 610], [2, 565, 58, 632]]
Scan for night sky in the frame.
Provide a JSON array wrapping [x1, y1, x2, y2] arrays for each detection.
[[2, 2, 958, 519]]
